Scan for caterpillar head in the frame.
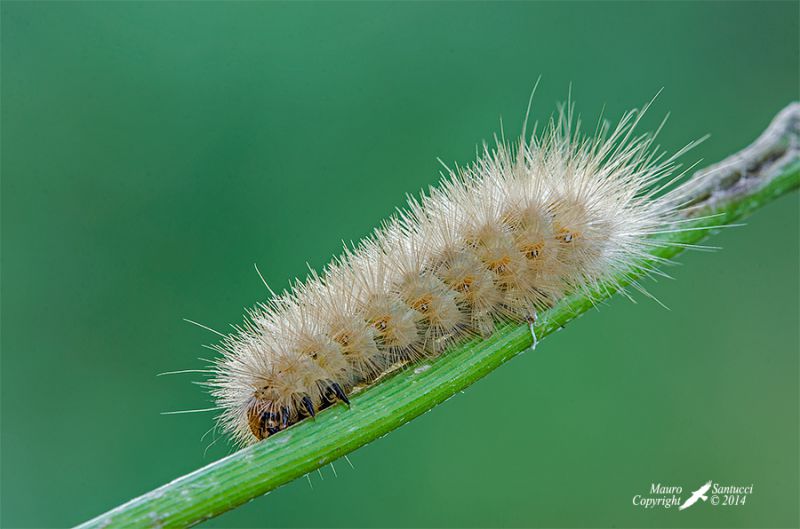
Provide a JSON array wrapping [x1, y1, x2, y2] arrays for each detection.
[[243, 350, 323, 440]]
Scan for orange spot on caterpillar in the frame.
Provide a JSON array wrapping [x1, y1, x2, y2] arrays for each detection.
[[486, 254, 512, 273], [409, 294, 433, 313], [555, 227, 580, 243], [371, 315, 390, 332], [521, 241, 545, 259], [454, 276, 474, 292], [332, 331, 351, 347]]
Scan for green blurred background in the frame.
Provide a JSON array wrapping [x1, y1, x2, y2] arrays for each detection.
[[2, 2, 798, 528]]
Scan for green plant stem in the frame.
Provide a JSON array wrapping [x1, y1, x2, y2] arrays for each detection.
[[75, 103, 800, 529]]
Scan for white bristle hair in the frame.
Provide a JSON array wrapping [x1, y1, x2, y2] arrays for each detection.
[[210, 96, 702, 446]]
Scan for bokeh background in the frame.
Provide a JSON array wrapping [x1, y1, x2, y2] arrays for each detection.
[[2, 2, 798, 528]]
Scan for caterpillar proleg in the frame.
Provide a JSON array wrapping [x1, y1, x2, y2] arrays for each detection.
[[209, 96, 703, 446]]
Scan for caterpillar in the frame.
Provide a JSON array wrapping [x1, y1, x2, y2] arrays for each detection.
[[208, 96, 701, 447]]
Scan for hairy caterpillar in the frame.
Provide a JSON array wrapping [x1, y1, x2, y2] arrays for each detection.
[[208, 96, 701, 446]]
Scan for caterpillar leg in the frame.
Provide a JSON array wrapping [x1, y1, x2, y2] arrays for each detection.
[[330, 382, 351, 406], [323, 382, 351, 406], [525, 310, 538, 350], [301, 395, 316, 418]]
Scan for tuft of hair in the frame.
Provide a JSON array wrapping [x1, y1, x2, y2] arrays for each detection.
[[209, 97, 702, 446]]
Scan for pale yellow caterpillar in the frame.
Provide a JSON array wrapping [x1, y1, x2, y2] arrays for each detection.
[[208, 96, 702, 447]]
